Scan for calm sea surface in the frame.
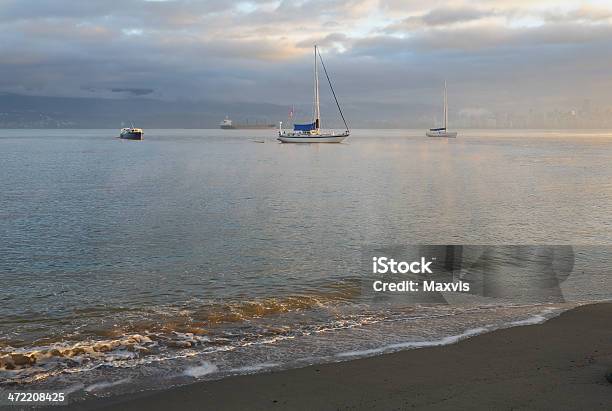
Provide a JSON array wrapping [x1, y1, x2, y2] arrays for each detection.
[[1, 129, 611, 400]]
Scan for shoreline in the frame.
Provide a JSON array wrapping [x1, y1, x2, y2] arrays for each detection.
[[63, 302, 612, 410]]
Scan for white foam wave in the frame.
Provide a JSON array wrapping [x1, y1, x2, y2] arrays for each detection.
[[229, 362, 279, 373], [63, 383, 85, 395], [337, 327, 489, 358], [85, 378, 131, 393], [508, 307, 558, 326], [184, 361, 218, 378], [336, 306, 568, 359], [508, 315, 546, 326]]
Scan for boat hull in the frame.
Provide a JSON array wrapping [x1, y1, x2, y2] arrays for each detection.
[[120, 131, 143, 140], [277, 132, 349, 143], [426, 131, 457, 138]]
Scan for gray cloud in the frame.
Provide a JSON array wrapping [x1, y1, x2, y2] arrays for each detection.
[[395, 6, 499, 30], [376, 22, 612, 53], [422, 7, 495, 25], [542, 6, 612, 23]]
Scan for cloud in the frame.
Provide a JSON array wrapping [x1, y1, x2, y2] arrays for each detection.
[[373, 21, 612, 53], [392, 6, 499, 30], [542, 5, 612, 23], [295, 33, 350, 50]]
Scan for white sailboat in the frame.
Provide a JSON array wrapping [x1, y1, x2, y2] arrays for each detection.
[[426, 81, 457, 138], [278, 45, 349, 143]]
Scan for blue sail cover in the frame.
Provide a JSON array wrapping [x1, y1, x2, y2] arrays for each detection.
[[293, 122, 316, 131]]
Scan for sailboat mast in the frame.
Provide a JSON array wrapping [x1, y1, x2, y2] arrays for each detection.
[[314, 45, 320, 131], [443, 81, 448, 130]]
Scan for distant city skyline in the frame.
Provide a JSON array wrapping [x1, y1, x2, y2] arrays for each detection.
[[1, 0, 612, 127]]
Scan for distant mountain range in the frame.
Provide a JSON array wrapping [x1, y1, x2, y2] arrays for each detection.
[[0, 93, 434, 129], [0, 93, 288, 129], [2, 93, 610, 129]]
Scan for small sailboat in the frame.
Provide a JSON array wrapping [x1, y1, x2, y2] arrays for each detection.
[[278, 45, 349, 143], [426, 81, 457, 138]]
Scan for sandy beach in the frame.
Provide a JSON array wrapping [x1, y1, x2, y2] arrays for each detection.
[[63, 302, 612, 411]]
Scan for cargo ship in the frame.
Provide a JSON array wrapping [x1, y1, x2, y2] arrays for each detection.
[[219, 116, 275, 130]]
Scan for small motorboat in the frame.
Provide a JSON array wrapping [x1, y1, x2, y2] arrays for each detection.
[[119, 125, 143, 140]]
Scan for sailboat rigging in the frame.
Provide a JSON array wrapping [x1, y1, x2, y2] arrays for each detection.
[[426, 81, 457, 138], [278, 45, 350, 143]]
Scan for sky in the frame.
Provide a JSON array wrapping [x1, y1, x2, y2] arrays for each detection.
[[1, 0, 612, 122]]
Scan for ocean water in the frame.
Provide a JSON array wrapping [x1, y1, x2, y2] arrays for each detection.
[[1, 129, 611, 401]]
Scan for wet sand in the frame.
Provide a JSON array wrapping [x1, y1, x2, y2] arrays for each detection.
[[66, 303, 612, 410]]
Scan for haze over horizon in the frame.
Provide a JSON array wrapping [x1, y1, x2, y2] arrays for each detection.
[[2, 0, 612, 128]]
